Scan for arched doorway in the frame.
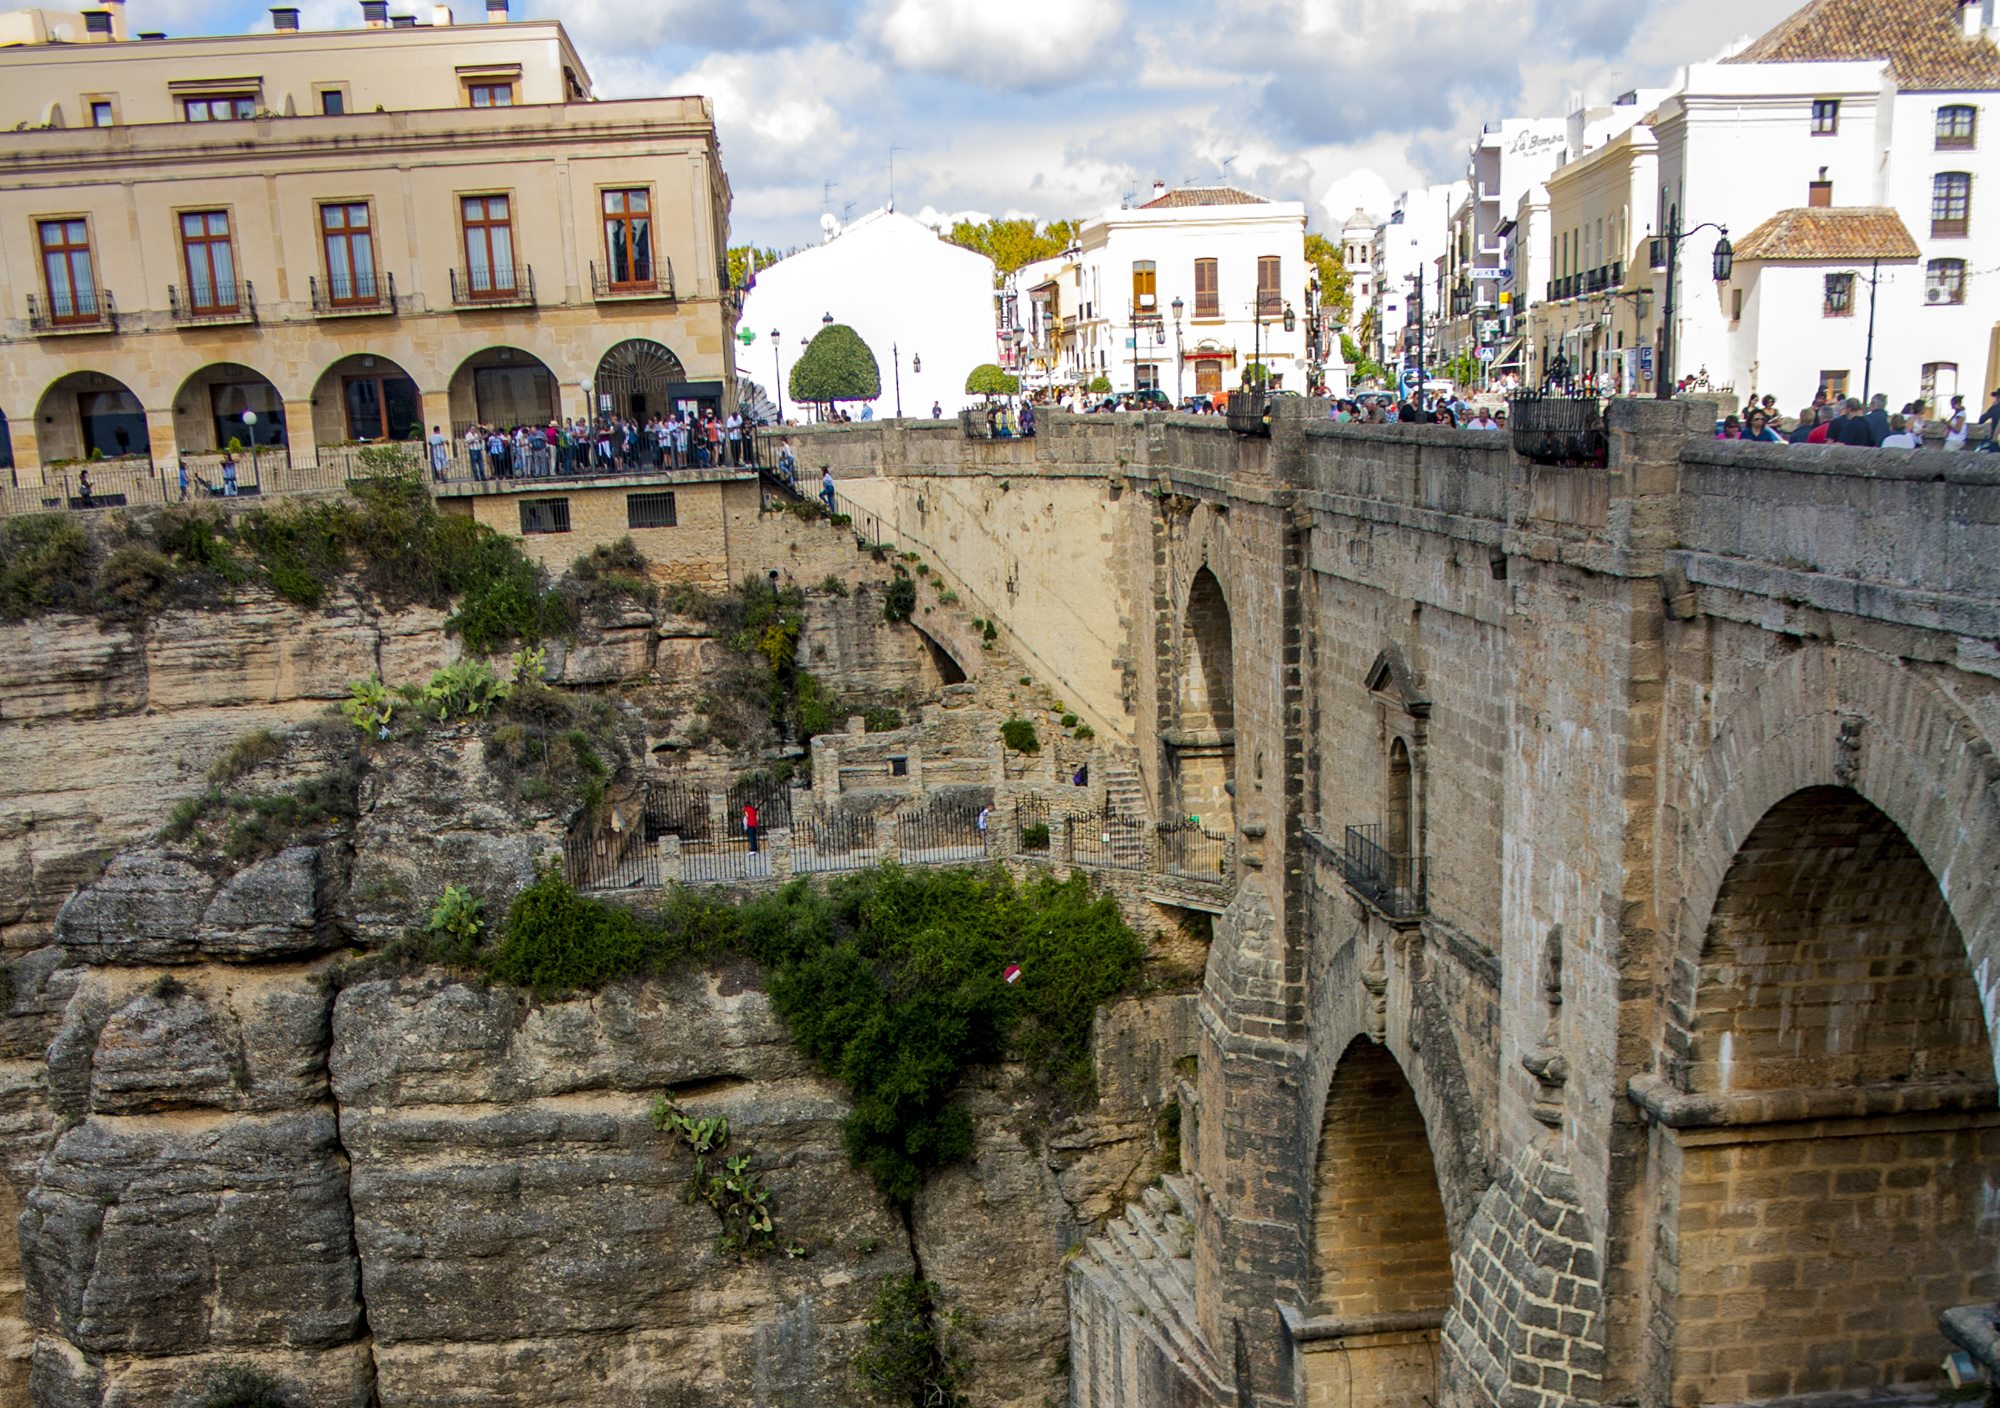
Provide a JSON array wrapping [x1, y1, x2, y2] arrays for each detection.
[[1170, 566, 1235, 830], [1301, 1039, 1452, 1407], [35, 370, 148, 465], [1658, 787, 1997, 1403], [311, 353, 420, 445], [595, 339, 718, 422], [449, 347, 558, 433], [0, 408, 13, 472], [172, 363, 286, 454]]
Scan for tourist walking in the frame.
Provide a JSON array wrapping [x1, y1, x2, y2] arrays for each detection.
[[77, 468, 94, 509], [222, 455, 238, 496], [427, 425, 449, 482], [820, 465, 837, 514]]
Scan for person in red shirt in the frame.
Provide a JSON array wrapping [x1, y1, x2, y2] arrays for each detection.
[[1806, 417, 1832, 445], [742, 801, 759, 854]]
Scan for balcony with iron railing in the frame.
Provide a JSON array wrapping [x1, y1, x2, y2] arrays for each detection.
[[168, 280, 257, 326], [309, 270, 396, 317], [1339, 824, 1427, 920], [449, 264, 535, 309], [590, 258, 676, 302], [28, 288, 115, 334]]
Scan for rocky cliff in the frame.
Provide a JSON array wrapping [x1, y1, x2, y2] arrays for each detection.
[[0, 578, 1193, 1407]]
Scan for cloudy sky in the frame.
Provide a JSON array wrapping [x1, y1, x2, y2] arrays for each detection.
[[129, 0, 1804, 247]]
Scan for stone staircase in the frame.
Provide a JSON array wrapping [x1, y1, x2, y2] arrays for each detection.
[[1067, 1176, 1225, 1403], [1102, 761, 1147, 823]]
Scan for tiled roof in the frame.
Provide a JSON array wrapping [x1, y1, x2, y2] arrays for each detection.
[[1138, 186, 1270, 210], [1725, 0, 2000, 90], [1732, 206, 1922, 261]]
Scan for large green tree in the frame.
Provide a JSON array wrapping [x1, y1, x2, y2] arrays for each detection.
[[790, 323, 882, 409], [964, 364, 1021, 398], [727, 244, 788, 290], [1304, 232, 1353, 325], [945, 217, 1079, 277]]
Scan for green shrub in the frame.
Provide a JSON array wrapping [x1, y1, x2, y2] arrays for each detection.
[[817, 573, 850, 597], [980, 619, 999, 643], [1020, 822, 1050, 851], [855, 1274, 968, 1408], [0, 515, 93, 619], [1060, 713, 1079, 729], [1000, 719, 1039, 754], [569, 537, 659, 611], [208, 729, 284, 786], [481, 683, 622, 812], [1073, 723, 1095, 741], [862, 707, 903, 733], [652, 1096, 776, 1256], [882, 574, 917, 623], [423, 884, 487, 963]]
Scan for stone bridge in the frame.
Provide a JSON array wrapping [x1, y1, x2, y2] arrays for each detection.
[[782, 402, 2000, 1408]]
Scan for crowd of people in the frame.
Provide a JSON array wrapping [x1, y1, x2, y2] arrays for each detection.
[[432, 409, 758, 482], [1714, 388, 1999, 449]]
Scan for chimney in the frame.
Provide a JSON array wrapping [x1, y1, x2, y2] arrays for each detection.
[[1152, 180, 1167, 201], [271, 6, 300, 30], [390, 12, 417, 25], [486, 0, 507, 21], [82, 8, 114, 40], [1964, 0, 1983, 39], [432, 3, 453, 23], [103, 0, 128, 39], [137, 29, 164, 38], [360, 0, 388, 26]]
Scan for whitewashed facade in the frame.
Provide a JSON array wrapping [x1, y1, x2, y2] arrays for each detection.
[[738, 209, 998, 419]]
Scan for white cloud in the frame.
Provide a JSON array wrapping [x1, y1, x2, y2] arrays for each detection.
[[871, 0, 1126, 88], [656, 41, 882, 184]]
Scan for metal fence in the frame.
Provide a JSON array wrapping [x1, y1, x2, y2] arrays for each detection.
[[1064, 808, 1147, 870], [644, 780, 713, 843], [1156, 820, 1234, 881], [564, 817, 661, 892], [793, 806, 878, 874], [680, 835, 772, 886], [898, 802, 992, 865], [1340, 823, 1428, 920]]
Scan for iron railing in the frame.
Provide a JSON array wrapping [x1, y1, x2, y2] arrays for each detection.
[[1509, 390, 1607, 468], [726, 776, 793, 836], [27, 288, 115, 332], [1340, 824, 1427, 920], [589, 258, 676, 301], [793, 807, 878, 874], [898, 802, 991, 864], [309, 270, 396, 315], [450, 265, 535, 308], [1065, 808, 1146, 870], [1156, 820, 1234, 882], [169, 281, 257, 325], [1225, 390, 1272, 437], [644, 779, 713, 843], [565, 815, 661, 892]]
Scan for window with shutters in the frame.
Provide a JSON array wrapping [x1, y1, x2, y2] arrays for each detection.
[[602, 188, 654, 288], [1937, 105, 1977, 151], [1823, 272, 1854, 317], [1256, 255, 1282, 317], [179, 210, 238, 313], [1132, 260, 1157, 313], [38, 218, 99, 323], [1194, 257, 1219, 318], [461, 194, 517, 296], [320, 203, 378, 303], [183, 93, 255, 121], [1811, 99, 1839, 135], [1926, 259, 1966, 305]]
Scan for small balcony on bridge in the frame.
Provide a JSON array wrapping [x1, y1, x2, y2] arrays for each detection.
[[1340, 824, 1427, 920]]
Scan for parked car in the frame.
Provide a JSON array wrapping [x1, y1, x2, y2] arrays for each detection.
[[1122, 388, 1173, 412]]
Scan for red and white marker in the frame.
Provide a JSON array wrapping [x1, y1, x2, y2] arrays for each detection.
[[1003, 963, 1022, 985]]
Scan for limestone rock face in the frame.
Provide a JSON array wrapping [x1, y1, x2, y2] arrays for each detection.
[[52, 851, 213, 967], [197, 845, 344, 960], [546, 608, 657, 684], [330, 971, 913, 1408]]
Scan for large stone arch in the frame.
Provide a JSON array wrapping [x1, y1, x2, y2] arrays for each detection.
[[1665, 642, 2000, 1079], [1294, 1037, 1455, 1408], [1644, 782, 1999, 1405], [1170, 563, 1236, 831], [447, 346, 560, 434], [310, 353, 422, 446], [171, 362, 288, 454], [34, 369, 148, 465], [595, 338, 714, 422]]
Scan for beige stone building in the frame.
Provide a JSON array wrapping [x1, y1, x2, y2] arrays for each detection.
[[0, 0, 735, 483]]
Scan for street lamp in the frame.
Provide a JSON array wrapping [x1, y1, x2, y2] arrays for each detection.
[[1170, 296, 1185, 402], [241, 410, 257, 493], [1651, 201, 1732, 400], [771, 328, 784, 423], [821, 311, 834, 325], [893, 341, 903, 418]]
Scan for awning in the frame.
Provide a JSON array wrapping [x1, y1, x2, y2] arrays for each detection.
[[1183, 345, 1237, 364], [1491, 336, 1524, 369]]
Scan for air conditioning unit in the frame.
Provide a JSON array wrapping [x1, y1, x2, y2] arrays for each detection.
[[1926, 286, 1944, 303]]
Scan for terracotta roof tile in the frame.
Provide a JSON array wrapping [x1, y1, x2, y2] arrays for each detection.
[[1732, 206, 1923, 261], [1725, 0, 2000, 90], [1137, 186, 1270, 210]]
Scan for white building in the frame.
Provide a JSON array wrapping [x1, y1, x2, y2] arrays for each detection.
[[738, 208, 998, 419], [1069, 182, 1309, 400], [1652, 0, 2000, 408], [1444, 117, 1570, 367], [1529, 121, 1661, 395], [1372, 182, 1465, 386]]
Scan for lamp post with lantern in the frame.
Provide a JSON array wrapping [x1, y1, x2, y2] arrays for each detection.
[[1171, 296, 1185, 403], [241, 410, 257, 495], [1651, 203, 1733, 400]]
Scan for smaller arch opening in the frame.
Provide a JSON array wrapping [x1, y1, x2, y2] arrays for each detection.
[[312, 353, 420, 446], [1385, 737, 1413, 862], [449, 346, 558, 434], [36, 370, 147, 465]]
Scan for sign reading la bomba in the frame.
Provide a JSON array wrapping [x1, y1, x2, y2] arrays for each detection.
[[1507, 131, 1565, 158]]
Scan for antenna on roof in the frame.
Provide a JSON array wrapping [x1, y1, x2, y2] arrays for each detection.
[[889, 145, 904, 213], [1220, 154, 1237, 179], [843, 201, 855, 223], [822, 180, 838, 213]]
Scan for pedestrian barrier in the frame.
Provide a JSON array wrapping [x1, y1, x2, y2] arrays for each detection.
[[793, 806, 877, 874]]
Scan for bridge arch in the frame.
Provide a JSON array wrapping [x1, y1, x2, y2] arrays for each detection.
[[1652, 782, 1999, 1404], [1299, 1037, 1454, 1408], [1171, 564, 1235, 830]]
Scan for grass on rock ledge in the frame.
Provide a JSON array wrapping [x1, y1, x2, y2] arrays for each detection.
[[474, 863, 1146, 1205]]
